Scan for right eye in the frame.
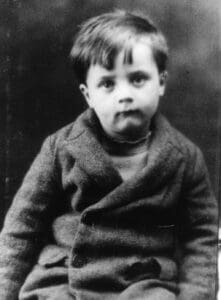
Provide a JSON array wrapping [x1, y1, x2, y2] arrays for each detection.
[[99, 79, 115, 90]]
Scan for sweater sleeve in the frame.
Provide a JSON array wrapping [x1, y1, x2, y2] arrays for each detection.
[[177, 146, 218, 300], [0, 135, 60, 300]]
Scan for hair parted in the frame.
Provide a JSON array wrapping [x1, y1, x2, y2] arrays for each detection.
[[70, 10, 169, 83]]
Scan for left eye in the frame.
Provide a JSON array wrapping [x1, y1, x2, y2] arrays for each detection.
[[131, 75, 147, 86]]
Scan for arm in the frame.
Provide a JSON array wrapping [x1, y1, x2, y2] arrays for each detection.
[[0, 136, 60, 300], [177, 147, 218, 300]]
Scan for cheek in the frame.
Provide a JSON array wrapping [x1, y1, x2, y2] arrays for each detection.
[[93, 101, 112, 120], [144, 83, 162, 101]]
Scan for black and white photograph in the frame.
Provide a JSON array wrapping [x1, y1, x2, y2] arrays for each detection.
[[0, 0, 220, 299]]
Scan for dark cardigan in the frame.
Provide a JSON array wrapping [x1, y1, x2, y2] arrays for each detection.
[[0, 109, 218, 299]]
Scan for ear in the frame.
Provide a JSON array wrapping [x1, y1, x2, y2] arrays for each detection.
[[79, 84, 91, 106], [159, 71, 168, 96]]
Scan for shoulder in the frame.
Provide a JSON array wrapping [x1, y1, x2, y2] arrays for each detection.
[[46, 109, 91, 149], [160, 115, 208, 182], [160, 114, 203, 162]]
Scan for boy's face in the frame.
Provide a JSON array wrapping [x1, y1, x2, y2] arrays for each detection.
[[80, 40, 166, 141]]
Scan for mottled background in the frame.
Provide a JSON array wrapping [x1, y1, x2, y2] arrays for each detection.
[[0, 0, 220, 227]]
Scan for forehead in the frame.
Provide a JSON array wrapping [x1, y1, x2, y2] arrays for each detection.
[[95, 36, 156, 69], [106, 38, 156, 70], [86, 41, 158, 81], [120, 37, 155, 64]]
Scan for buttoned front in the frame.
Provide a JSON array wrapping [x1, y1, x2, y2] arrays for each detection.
[[0, 108, 218, 300]]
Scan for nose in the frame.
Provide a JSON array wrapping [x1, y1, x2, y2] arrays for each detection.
[[117, 82, 133, 104]]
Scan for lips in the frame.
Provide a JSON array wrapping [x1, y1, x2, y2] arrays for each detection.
[[116, 109, 140, 116]]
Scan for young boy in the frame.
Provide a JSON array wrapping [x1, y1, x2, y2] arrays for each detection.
[[0, 10, 218, 300]]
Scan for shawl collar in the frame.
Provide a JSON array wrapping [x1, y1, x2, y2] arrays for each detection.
[[65, 109, 122, 194], [65, 109, 183, 214]]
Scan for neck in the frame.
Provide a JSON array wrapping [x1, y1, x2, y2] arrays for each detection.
[[101, 129, 151, 156], [103, 123, 151, 144], [108, 132, 151, 145]]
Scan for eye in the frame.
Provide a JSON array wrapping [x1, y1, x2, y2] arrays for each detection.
[[130, 73, 149, 87], [99, 79, 115, 90]]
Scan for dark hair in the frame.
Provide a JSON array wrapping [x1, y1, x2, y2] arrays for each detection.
[[70, 10, 169, 83]]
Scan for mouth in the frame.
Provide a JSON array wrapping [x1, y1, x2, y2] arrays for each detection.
[[116, 109, 140, 117]]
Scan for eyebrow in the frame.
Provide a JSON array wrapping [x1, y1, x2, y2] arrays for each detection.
[[96, 69, 151, 85], [97, 74, 116, 83], [99, 74, 115, 79], [101, 70, 150, 77], [128, 70, 151, 77]]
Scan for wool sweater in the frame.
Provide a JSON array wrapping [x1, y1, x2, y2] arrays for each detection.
[[0, 108, 218, 299], [102, 133, 150, 181]]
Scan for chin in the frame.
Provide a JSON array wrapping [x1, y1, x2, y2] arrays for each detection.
[[119, 118, 145, 131], [117, 123, 147, 139]]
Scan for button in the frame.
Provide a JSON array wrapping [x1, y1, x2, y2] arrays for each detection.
[[81, 212, 93, 225], [81, 212, 88, 223], [147, 257, 161, 277], [127, 262, 143, 279], [71, 254, 88, 268]]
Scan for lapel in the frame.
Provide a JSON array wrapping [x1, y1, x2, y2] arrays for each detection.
[[66, 109, 184, 213], [65, 109, 122, 194]]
